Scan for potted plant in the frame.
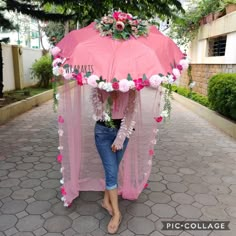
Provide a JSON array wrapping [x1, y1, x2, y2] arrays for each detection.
[[222, 0, 236, 14]]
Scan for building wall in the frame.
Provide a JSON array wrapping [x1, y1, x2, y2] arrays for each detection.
[[2, 45, 15, 91], [22, 47, 42, 87], [180, 11, 236, 96], [2, 44, 42, 92], [180, 64, 236, 96]]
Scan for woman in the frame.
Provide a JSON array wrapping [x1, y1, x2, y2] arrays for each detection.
[[92, 88, 137, 234]]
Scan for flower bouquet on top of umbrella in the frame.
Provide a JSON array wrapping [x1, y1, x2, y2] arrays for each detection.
[[95, 11, 149, 40]]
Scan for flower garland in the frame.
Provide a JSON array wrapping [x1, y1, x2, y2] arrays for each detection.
[[95, 11, 149, 40], [50, 45, 189, 118]]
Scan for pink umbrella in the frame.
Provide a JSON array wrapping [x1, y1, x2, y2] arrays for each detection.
[[52, 12, 188, 207], [53, 22, 188, 92]]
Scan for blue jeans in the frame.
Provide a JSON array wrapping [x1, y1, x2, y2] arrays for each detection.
[[95, 123, 129, 190]]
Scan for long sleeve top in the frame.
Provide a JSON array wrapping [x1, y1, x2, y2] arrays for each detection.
[[91, 88, 137, 150]]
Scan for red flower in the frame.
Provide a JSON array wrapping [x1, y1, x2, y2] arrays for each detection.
[[112, 82, 119, 90], [144, 183, 149, 189], [154, 116, 163, 123], [76, 73, 83, 86], [57, 154, 63, 163], [143, 79, 150, 87], [113, 11, 120, 20], [134, 78, 144, 91], [177, 64, 183, 71], [61, 187, 66, 195]]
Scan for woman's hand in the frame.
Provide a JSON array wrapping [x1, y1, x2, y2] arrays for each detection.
[[111, 144, 118, 152]]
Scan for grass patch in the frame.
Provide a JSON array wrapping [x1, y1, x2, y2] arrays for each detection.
[[0, 87, 51, 108]]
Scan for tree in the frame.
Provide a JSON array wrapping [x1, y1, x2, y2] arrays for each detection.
[[1, 0, 184, 27]]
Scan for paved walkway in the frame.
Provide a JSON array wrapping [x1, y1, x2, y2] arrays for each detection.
[[0, 99, 236, 236]]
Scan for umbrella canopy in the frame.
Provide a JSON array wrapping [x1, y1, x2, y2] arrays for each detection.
[[53, 20, 188, 92]]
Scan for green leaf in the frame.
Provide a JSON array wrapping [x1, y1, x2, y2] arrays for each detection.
[[142, 74, 147, 81], [127, 74, 133, 81]]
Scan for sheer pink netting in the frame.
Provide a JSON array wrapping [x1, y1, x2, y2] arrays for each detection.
[[58, 82, 163, 205]]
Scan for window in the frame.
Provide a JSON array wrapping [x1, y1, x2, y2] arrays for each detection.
[[208, 36, 227, 57]]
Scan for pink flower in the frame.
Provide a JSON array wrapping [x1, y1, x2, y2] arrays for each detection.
[[133, 78, 144, 91], [118, 13, 128, 21], [172, 68, 181, 79], [149, 149, 154, 156], [52, 58, 62, 67], [119, 79, 130, 92], [177, 64, 183, 71], [127, 13, 133, 20], [61, 187, 66, 195], [131, 20, 138, 25], [149, 75, 163, 88], [87, 75, 99, 87], [116, 21, 125, 31], [50, 46, 61, 57], [58, 115, 64, 123], [57, 154, 63, 163], [113, 11, 120, 20], [112, 82, 119, 90], [154, 116, 163, 123]]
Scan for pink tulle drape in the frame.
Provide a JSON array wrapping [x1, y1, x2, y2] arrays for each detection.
[[58, 82, 162, 205]]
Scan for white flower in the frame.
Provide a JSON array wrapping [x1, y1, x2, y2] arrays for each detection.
[[98, 81, 105, 89], [128, 80, 135, 89], [92, 114, 99, 121], [64, 202, 69, 207], [162, 76, 168, 83], [167, 74, 174, 84], [61, 196, 65, 201], [58, 129, 64, 136], [56, 93, 60, 100], [60, 178, 64, 184], [172, 68, 181, 79], [179, 59, 189, 70], [149, 75, 163, 88], [161, 110, 169, 118], [53, 66, 60, 76], [58, 146, 63, 150], [189, 81, 196, 88], [153, 128, 159, 134], [87, 75, 99, 87], [105, 82, 114, 92], [119, 79, 130, 92], [103, 112, 111, 121], [151, 139, 157, 145], [60, 167, 64, 173]]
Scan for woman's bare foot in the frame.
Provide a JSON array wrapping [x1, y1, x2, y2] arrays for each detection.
[[107, 211, 122, 234], [101, 201, 113, 216]]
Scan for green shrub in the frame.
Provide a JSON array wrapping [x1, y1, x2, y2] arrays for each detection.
[[208, 73, 236, 121], [31, 54, 53, 88], [162, 83, 210, 108], [191, 93, 210, 107]]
